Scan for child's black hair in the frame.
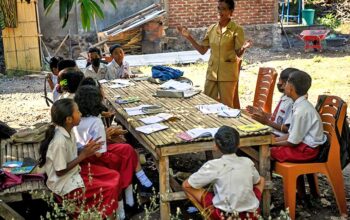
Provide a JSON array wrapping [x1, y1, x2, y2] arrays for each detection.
[[109, 44, 122, 55], [79, 77, 101, 88], [49, 56, 63, 72], [59, 69, 85, 93], [214, 125, 240, 154], [280, 68, 299, 82], [57, 59, 77, 72], [218, 0, 235, 10], [38, 99, 75, 167], [74, 85, 105, 117], [287, 70, 312, 96], [88, 47, 102, 57]]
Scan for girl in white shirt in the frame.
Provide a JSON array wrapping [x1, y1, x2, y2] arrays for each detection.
[[74, 85, 153, 219], [38, 98, 120, 219]]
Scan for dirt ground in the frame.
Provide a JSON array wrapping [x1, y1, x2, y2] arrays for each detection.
[[0, 47, 349, 219]]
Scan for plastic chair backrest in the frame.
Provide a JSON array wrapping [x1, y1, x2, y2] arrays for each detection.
[[318, 95, 347, 163], [253, 67, 278, 113]]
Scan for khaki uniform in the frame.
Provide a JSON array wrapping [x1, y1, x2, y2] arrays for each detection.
[[201, 20, 244, 107]]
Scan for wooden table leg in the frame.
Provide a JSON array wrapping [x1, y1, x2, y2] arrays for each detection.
[[159, 156, 171, 220], [259, 144, 271, 219]]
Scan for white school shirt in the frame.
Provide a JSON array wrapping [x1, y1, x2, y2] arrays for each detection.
[[84, 63, 108, 80], [73, 116, 107, 153], [188, 154, 261, 213], [44, 126, 84, 196], [106, 59, 131, 79], [52, 84, 60, 102], [58, 92, 75, 100], [273, 94, 293, 125], [288, 96, 327, 148]]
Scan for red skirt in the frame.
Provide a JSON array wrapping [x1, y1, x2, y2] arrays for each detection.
[[84, 143, 138, 189], [201, 188, 262, 220], [58, 163, 120, 218], [271, 142, 319, 162]]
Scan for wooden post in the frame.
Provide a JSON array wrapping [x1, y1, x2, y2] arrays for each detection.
[[159, 156, 170, 220], [259, 144, 271, 219]]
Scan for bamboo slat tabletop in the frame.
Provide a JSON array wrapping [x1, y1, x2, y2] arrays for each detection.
[[103, 80, 271, 148]]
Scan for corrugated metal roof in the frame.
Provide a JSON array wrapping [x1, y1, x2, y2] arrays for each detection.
[[102, 3, 166, 37]]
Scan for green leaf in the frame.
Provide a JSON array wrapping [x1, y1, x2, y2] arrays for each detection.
[[43, 0, 56, 15], [90, 1, 104, 19], [43, 0, 55, 10], [80, 1, 91, 30]]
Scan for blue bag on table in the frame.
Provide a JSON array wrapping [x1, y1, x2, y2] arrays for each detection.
[[151, 65, 184, 81]]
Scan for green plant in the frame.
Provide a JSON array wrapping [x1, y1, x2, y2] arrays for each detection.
[[317, 14, 341, 29], [43, 0, 117, 30]]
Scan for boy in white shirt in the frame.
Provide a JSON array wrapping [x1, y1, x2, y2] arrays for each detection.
[[106, 44, 132, 79], [247, 68, 297, 134], [182, 126, 265, 220], [84, 47, 108, 80], [271, 70, 327, 162]]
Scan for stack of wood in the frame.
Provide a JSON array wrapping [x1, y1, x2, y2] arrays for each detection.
[[100, 28, 142, 55], [96, 3, 166, 55]]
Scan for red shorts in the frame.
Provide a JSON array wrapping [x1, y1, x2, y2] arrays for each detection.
[[271, 142, 319, 162], [201, 187, 262, 220]]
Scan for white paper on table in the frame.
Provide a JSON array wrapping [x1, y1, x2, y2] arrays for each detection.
[[124, 104, 153, 116], [186, 127, 219, 139], [160, 79, 192, 91], [139, 113, 173, 124], [196, 103, 229, 114], [135, 123, 169, 134], [98, 79, 108, 84], [108, 84, 128, 89], [110, 79, 135, 85], [272, 129, 286, 137], [218, 109, 241, 118]]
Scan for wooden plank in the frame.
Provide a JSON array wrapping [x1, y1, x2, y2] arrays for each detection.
[[159, 156, 170, 220], [0, 200, 25, 220], [162, 192, 187, 202], [259, 144, 271, 219], [0, 140, 7, 164], [33, 143, 40, 160]]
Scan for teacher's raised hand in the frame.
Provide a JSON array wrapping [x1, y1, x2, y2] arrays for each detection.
[[177, 26, 191, 38]]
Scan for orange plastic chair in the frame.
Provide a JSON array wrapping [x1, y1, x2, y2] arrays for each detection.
[[274, 95, 348, 220], [252, 67, 278, 114]]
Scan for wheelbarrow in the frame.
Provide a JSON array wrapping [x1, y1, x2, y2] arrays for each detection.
[[299, 30, 330, 52]]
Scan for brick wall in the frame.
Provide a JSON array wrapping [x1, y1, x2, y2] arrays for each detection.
[[167, 0, 276, 28]]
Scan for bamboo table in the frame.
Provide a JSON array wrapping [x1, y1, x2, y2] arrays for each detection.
[[103, 80, 272, 219]]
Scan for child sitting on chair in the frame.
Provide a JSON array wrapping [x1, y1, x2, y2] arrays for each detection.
[[106, 44, 132, 79], [47, 56, 63, 101], [73, 85, 153, 219], [271, 70, 327, 162], [247, 68, 298, 134], [182, 126, 265, 220], [57, 68, 85, 100]]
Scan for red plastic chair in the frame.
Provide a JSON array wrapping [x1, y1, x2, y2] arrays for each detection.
[[252, 67, 278, 114], [274, 95, 348, 220]]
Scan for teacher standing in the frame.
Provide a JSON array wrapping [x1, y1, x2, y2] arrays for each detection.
[[178, 0, 250, 107]]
